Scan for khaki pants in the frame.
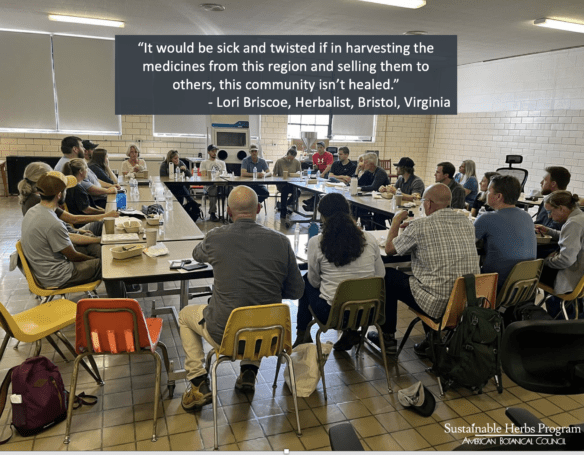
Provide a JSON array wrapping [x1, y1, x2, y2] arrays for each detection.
[[179, 304, 259, 380]]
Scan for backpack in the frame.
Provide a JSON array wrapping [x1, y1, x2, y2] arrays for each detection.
[[502, 301, 552, 328], [429, 274, 503, 394], [0, 356, 68, 442]]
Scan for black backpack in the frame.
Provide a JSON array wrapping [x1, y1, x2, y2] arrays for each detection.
[[429, 274, 504, 394], [502, 301, 552, 328]]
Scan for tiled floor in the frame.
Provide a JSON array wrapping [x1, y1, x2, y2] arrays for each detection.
[[1, 194, 583, 451]]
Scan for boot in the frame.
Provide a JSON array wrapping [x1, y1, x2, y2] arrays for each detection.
[[292, 330, 313, 348]]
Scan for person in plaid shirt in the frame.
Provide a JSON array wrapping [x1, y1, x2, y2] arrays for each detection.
[[367, 183, 480, 355]]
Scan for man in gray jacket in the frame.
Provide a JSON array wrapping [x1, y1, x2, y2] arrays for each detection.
[[178, 186, 304, 411]]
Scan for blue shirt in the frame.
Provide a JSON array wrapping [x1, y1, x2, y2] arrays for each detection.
[[461, 176, 478, 205], [241, 156, 268, 173], [474, 207, 537, 289]]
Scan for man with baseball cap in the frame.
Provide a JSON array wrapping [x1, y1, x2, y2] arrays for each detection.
[[241, 144, 270, 204], [201, 145, 227, 222], [381, 157, 426, 202], [82, 140, 99, 163], [20, 171, 124, 297]]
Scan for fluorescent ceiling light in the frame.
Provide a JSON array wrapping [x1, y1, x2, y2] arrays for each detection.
[[48, 14, 124, 28], [534, 18, 584, 34], [359, 0, 426, 9]]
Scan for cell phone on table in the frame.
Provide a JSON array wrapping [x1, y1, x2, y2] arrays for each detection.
[[170, 260, 184, 269], [182, 261, 207, 271]]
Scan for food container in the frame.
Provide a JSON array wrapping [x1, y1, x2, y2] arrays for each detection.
[[536, 234, 553, 244], [135, 170, 149, 179], [289, 172, 301, 178], [146, 215, 161, 226], [381, 192, 393, 200], [123, 219, 142, 233], [110, 244, 144, 260]]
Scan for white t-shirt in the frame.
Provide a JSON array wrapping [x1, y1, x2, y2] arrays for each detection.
[[200, 159, 226, 173]]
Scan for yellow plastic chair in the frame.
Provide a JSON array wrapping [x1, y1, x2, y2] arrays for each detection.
[[496, 259, 544, 310], [538, 273, 584, 320], [15, 240, 101, 303], [394, 273, 498, 396], [204, 303, 301, 450], [0, 299, 102, 383], [306, 277, 391, 400]]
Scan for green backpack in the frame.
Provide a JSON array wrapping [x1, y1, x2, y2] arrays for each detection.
[[429, 274, 504, 394]]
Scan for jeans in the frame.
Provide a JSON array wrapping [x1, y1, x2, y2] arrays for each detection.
[[296, 275, 331, 330]]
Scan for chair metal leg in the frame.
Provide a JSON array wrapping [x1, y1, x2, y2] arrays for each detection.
[[0, 333, 10, 361], [45, 334, 69, 362], [315, 328, 327, 401], [273, 354, 282, 391], [149, 351, 162, 442], [12, 340, 20, 350], [374, 323, 393, 394], [63, 353, 85, 444], [54, 331, 104, 385], [437, 376, 445, 397], [281, 352, 302, 436], [156, 341, 174, 396], [33, 339, 42, 357], [212, 357, 228, 450], [395, 317, 421, 358]]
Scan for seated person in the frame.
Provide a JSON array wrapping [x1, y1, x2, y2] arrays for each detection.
[[293, 193, 385, 350], [20, 171, 124, 297], [536, 191, 584, 318], [312, 141, 333, 176], [470, 171, 499, 217], [18, 162, 117, 257], [474, 175, 536, 291], [434, 161, 466, 209], [354, 154, 366, 179], [160, 150, 201, 222], [62, 159, 108, 234], [200, 144, 227, 222], [240, 144, 270, 204], [272, 147, 302, 218], [88, 148, 116, 185], [358, 152, 389, 192], [121, 144, 147, 175], [178, 186, 304, 410], [535, 166, 571, 230], [381, 157, 425, 201], [328, 146, 356, 184], [367, 183, 480, 355], [454, 160, 479, 207]]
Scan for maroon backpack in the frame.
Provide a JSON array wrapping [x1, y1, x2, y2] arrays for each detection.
[[0, 356, 68, 442]]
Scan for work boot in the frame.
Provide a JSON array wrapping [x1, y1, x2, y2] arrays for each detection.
[[333, 330, 361, 351], [366, 331, 397, 355], [292, 330, 313, 348], [182, 375, 212, 411]]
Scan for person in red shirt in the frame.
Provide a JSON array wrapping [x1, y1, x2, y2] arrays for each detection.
[[312, 141, 333, 176]]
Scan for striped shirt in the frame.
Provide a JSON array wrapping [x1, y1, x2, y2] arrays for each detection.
[[393, 208, 480, 318]]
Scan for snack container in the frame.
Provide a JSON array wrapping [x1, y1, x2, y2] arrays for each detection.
[[123, 219, 142, 233], [111, 244, 144, 260]]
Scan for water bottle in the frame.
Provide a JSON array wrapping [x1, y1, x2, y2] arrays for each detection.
[[316, 170, 321, 181], [350, 177, 358, 196], [175, 167, 180, 181], [356, 217, 362, 229], [294, 223, 300, 248], [253, 166, 257, 181], [308, 221, 319, 240], [116, 191, 126, 210], [395, 188, 403, 207], [169, 162, 174, 177], [211, 169, 217, 180]]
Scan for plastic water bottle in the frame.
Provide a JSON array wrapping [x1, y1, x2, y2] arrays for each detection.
[[169, 162, 174, 177], [316, 170, 321, 180], [116, 191, 126, 210], [175, 167, 180, 181], [356, 217, 362, 229], [253, 166, 257, 181], [395, 188, 403, 207], [294, 223, 300, 247]]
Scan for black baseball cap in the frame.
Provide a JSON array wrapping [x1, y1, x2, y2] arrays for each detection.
[[207, 144, 218, 152], [82, 140, 98, 150], [395, 157, 415, 168]]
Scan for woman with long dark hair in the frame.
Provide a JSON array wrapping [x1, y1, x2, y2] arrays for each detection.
[[294, 193, 385, 350], [88, 148, 115, 185]]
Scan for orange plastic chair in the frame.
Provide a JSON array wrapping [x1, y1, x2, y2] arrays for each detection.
[[63, 298, 173, 444], [15, 240, 100, 303], [395, 273, 498, 395]]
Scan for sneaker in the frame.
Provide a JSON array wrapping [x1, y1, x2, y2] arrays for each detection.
[[413, 339, 430, 358], [235, 369, 256, 392], [181, 377, 212, 411], [292, 330, 313, 348], [208, 213, 219, 222], [366, 331, 398, 354], [333, 330, 362, 351]]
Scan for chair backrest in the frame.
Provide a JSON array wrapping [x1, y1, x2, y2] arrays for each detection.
[[326, 277, 385, 331], [495, 167, 529, 192], [496, 259, 544, 309], [440, 273, 498, 329], [501, 320, 584, 394], [15, 240, 51, 296], [75, 298, 155, 354], [378, 159, 392, 171], [0, 301, 17, 339], [219, 303, 292, 360]]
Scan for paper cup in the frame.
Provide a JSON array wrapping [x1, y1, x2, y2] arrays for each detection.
[[104, 217, 115, 235], [283, 171, 289, 179], [145, 229, 157, 247], [201, 169, 208, 177]]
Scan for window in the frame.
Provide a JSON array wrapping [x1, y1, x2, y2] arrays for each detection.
[[287, 114, 375, 142]]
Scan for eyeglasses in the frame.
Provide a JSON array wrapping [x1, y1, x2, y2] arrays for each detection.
[[420, 198, 433, 204]]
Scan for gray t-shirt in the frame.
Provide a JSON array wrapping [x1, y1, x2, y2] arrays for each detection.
[[200, 159, 227, 173], [21, 204, 74, 288], [395, 174, 425, 196], [54, 156, 69, 173], [241, 157, 268, 173]]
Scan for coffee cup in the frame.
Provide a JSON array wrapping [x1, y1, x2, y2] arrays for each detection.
[[283, 171, 289, 179], [145, 229, 157, 247], [104, 217, 115, 235], [201, 169, 208, 178]]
